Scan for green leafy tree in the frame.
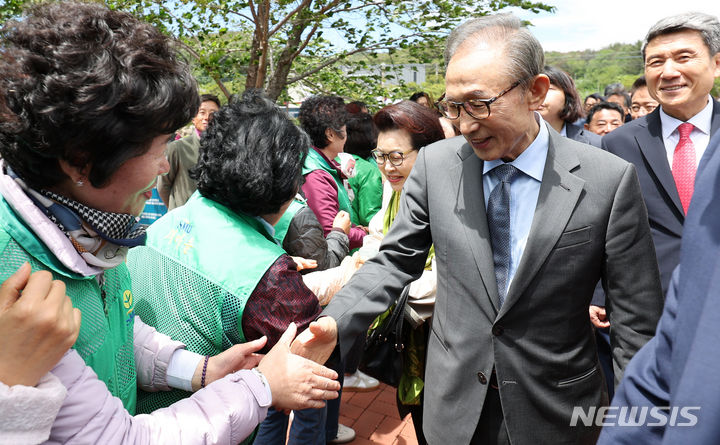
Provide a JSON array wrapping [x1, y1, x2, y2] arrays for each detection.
[[2, 0, 553, 101]]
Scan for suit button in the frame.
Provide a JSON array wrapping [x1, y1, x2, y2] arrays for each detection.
[[492, 325, 504, 336], [477, 372, 487, 384]]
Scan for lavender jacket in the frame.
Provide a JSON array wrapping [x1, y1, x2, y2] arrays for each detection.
[[0, 319, 270, 445]]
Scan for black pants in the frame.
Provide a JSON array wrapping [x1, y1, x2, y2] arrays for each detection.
[[397, 390, 427, 445], [470, 374, 510, 445]]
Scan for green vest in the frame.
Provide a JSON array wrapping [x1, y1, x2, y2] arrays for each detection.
[[0, 197, 137, 413], [347, 154, 383, 226], [128, 191, 285, 414], [302, 148, 357, 224], [273, 199, 306, 245]]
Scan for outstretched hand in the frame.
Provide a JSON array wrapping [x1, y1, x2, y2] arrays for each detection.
[[290, 316, 338, 365], [192, 336, 267, 391], [292, 256, 318, 272], [259, 322, 340, 411]]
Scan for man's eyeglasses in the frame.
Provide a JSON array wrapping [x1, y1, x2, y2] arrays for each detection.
[[437, 79, 523, 120], [631, 104, 657, 113], [371, 149, 414, 166]]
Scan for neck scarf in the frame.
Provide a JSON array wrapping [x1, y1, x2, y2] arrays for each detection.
[[383, 190, 434, 270], [11, 170, 147, 269]]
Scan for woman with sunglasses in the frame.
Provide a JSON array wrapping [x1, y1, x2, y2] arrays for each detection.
[[365, 100, 444, 445]]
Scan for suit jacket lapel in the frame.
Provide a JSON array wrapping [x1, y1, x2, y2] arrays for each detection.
[[499, 131, 585, 316], [636, 110, 684, 215], [451, 143, 501, 313]]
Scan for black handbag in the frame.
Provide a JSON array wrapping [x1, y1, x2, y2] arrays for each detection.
[[359, 286, 410, 387]]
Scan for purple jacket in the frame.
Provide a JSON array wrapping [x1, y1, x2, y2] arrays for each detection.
[[1, 319, 270, 444], [302, 168, 366, 250], [44, 320, 270, 444]]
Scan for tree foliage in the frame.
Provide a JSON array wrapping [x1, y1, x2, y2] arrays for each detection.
[[546, 41, 645, 96], [2, 0, 553, 101]]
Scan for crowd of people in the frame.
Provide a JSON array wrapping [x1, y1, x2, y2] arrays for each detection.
[[2, 2, 720, 445]]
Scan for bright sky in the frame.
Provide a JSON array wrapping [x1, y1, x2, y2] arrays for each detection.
[[511, 1, 720, 52]]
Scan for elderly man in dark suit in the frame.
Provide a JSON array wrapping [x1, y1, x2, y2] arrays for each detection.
[[598, 113, 720, 445], [294, 13, 664, 445], [589, 13, 720, 390]]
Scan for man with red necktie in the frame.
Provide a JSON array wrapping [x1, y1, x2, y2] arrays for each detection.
[[596, 11, 720, 316]]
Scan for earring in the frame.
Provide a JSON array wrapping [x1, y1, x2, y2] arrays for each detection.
[[76, 179, 85, 187]]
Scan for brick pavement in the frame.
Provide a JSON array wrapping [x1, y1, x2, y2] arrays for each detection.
[[338, 383, 418, 445]]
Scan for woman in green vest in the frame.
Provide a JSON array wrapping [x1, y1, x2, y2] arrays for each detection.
[[344, 112, 383, 226], [128, 90, 338, 445], [298, 95, 369, 251], [0, 3, 338, 443], [365, 100, 445, 445]]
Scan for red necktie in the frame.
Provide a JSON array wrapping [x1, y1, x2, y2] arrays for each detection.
[[672, 122, 696, 214]]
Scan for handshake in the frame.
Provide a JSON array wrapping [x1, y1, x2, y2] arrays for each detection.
[[190, 317, 341, 412]]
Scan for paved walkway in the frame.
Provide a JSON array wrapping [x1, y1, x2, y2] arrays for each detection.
[[337, 383, 418, 445]]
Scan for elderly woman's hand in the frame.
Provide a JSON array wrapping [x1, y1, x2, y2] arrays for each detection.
[[191, 336, 268, 391], [0, 263, 81, 387]]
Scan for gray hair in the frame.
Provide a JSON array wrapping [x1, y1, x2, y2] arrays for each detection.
[[444, 13, 544, 91], [642, 12, 720, 60]]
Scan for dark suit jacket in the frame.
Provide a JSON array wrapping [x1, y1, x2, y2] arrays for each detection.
[[601, 101, 720, 296], [323, 125, 664, 444], [598, 122, 720, 445], [566, 122, 602, 147]]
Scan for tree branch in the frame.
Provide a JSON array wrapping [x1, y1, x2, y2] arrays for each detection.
[[173, 39, 232, 100], [291, 23, 320, 60], [317, 0, 343, 16], [247, 0, 258, 21], [228, 10, 256, 23], [285, 33, 423, 84], [330, 1, 385, 14], [267, 0, 313, 38]]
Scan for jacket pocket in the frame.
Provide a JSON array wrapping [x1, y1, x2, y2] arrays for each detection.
[[557, 366, 598, 386], [555, 226, 592, 249], [429, 325, 449, 353]]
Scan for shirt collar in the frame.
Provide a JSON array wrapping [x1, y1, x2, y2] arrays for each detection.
[[560, 123, 568, 137], [254, 215, 276, 239], [483, 112, 548, 182], [660, 95, 714, 139], [311, 146, 346, 178]]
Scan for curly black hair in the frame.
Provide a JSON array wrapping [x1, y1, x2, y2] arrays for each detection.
[[0, 1, 198, 190], [192, 89, 309, 217], [297, 95, 349, 149]]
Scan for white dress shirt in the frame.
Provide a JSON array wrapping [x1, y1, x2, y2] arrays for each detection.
[[660, 95, 714, 168], [483, 112, 549, 289]]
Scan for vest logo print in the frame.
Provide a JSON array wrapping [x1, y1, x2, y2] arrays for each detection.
[[163, 219, 196, 254], [123, 289, 135, 325]]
